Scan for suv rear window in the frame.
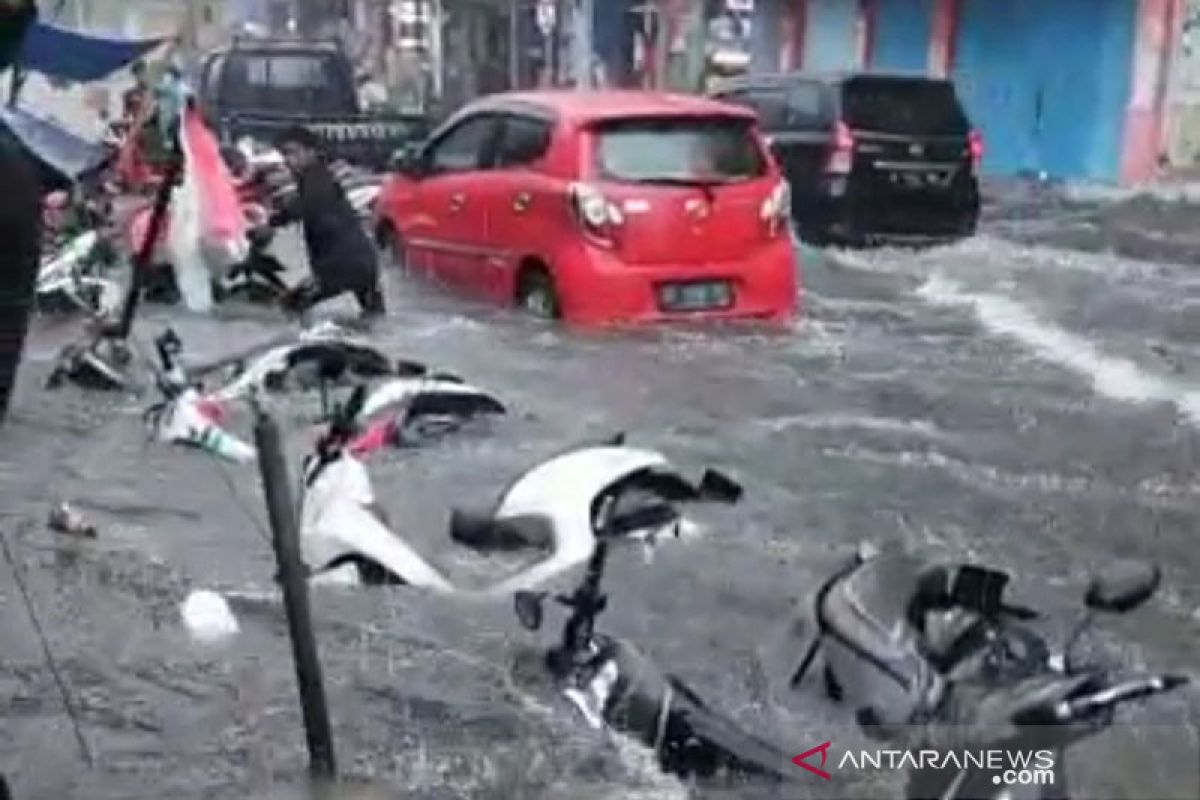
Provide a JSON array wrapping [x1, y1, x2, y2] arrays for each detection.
[[594, 116, 766, 184], [841, 77, 969, 136], [221, 53, 356, 115]]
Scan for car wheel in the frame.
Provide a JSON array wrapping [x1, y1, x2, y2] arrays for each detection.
[[517, 267, 560, 320], [377, 223, 408, 272]]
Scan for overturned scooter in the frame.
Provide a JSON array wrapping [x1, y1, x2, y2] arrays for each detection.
[[790, 551, 1190, 800], [146, 328, 505, 464], [510, 504, 792, 784], [300, 387, 740, 593]]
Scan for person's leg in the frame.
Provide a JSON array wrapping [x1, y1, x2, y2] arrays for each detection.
[[282, 276, 344, 314], [353, 280, 386, 317]]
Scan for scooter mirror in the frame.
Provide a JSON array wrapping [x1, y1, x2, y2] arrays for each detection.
[[698, 468, 743, 503], [395, 359, 429, 377], [1085, 560, 1161, 613], [514, 591, 546, 631]]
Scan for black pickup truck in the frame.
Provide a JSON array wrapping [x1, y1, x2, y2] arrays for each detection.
[[196, 36, 428, 170]]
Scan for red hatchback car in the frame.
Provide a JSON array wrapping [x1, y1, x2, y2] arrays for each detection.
[[374, 90, 799, 325]]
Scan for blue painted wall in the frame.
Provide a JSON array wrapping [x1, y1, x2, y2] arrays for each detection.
[[593, 0, 635, 86], [804, 0, 859, 71], [952, 0, 1137, 181], [872, 0, 936, 73]]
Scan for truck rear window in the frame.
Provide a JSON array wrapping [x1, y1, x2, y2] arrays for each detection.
[[594, 117, 766, 184], [222, 53, 356, 115], [842, 78, 969, 136]]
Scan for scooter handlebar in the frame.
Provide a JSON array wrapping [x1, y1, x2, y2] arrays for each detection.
[[1056, 673, 1189, 721]]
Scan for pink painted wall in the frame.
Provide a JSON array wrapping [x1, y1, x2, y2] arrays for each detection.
[[1121, 0, 1182, 182], [927, 0, 958, 77]]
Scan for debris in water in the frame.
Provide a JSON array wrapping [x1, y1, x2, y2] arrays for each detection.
[[47, 503, 97, 538], [181, 590, 240, 642]]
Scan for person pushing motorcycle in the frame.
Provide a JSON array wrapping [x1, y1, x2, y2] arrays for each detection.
[[270, 126, 385, 320]]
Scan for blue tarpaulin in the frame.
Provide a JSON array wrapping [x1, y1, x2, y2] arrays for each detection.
[[18, 22, 164, 83], [0, 106, 110, 184]]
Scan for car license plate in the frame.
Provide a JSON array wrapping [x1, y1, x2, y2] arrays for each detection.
[[892, 171, 948, 189], [658, 280, 734, 311]]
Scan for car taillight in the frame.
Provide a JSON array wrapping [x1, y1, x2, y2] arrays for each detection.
[[969, 129, 984, 171], [760, 179, 791, 237], [825, 121, 854, 175], [568, 182, 624, 246]]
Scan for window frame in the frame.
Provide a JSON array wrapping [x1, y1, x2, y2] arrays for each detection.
[[424, 112, 504, 176]]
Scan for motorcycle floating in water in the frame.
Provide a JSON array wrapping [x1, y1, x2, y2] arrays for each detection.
[[36, 227, 122, 317], [210, 224, 289, 306], [299, 386, 739, 592], [790, 551, 1190, 800], [510, 502, 792, 785], [145, 327, 506, 465]]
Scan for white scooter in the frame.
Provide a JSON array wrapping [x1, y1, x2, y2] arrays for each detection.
[[36, 229, 122, 316], [146, 327, 506, 465], [298, 385, 743, 593]]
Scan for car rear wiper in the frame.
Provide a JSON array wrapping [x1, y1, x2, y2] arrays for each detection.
[[634, 175, 735, 187]]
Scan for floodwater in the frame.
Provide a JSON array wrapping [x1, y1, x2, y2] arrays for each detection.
[[2, 217, 1199, 799]]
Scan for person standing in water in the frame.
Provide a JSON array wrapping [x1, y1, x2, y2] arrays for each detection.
[[271, 126, 385, 319]]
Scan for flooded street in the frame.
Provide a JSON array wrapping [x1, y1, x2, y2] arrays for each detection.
[[2, 215, 1199, 799]]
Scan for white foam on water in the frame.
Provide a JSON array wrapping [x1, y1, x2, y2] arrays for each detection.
[[916, 275, 1200, 426], [181, 589, 240, 642], [760, 412, 948, 440]]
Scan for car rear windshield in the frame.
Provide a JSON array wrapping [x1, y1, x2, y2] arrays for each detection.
[[841, 77, 969, 136], [594, 116, 767, 184], [221, 53, 356, 115]]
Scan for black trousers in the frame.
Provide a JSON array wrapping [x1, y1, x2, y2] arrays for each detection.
[[284, 275, 385, 316], [0, 146, 42, 424]]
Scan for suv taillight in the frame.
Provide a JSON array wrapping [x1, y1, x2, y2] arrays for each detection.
[[568, 182, 624, 246], [825, 121, 854, 175], [969, 129, 984, 172], [760, 179, 791, 237]]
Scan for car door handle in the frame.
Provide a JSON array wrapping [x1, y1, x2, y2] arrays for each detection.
[[513, 192, 532, 212], [449, 193, 466, 211]]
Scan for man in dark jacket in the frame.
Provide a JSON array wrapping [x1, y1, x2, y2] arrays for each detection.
[[0, 0, 42, 424], [271, 126, 384, 318]]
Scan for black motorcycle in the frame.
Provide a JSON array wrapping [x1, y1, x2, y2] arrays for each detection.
[[210, 225, 289, 306], [512, 486, 795, 786], [790, 551, 1190, 800]]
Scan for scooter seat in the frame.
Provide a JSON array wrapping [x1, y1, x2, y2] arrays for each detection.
[[448, 509, 554, 552]]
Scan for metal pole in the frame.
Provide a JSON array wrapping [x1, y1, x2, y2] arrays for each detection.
[[581, 0, 594, 88], [253, 403, 338, 780], [509, 0, 520, 89], [109, 150, 183, 340]]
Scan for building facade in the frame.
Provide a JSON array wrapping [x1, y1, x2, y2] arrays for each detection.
[[742, 0, 1182, 185]]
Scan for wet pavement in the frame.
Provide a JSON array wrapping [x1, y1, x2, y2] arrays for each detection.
[[2, 205, 1200, 799]]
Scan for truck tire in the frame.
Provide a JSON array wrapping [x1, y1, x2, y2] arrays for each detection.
[[0, 143, 42, 424]]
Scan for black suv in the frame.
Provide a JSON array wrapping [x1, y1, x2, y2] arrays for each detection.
[[711, 72, 982, 246]]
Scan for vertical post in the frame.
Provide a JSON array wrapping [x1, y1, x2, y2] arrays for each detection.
[[579, 0, 595, 87], [509, 0, 521, 88], [253, 404, 338, 780]]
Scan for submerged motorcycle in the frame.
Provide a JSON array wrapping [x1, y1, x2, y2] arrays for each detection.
[[35, 228, 123, 316], [510, 499, 793, 785], [145, 327, 505, 465], [790, 550, 1190, 799], [209, 225, 289, 306], [299, 385, 741, 594]]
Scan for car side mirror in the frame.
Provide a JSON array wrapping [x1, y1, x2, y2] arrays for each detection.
[[389, 144, 425, 178], [1085, 560, 1160, 613]]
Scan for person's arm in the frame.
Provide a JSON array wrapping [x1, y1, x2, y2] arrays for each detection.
[[269, 183, 304, 227]]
